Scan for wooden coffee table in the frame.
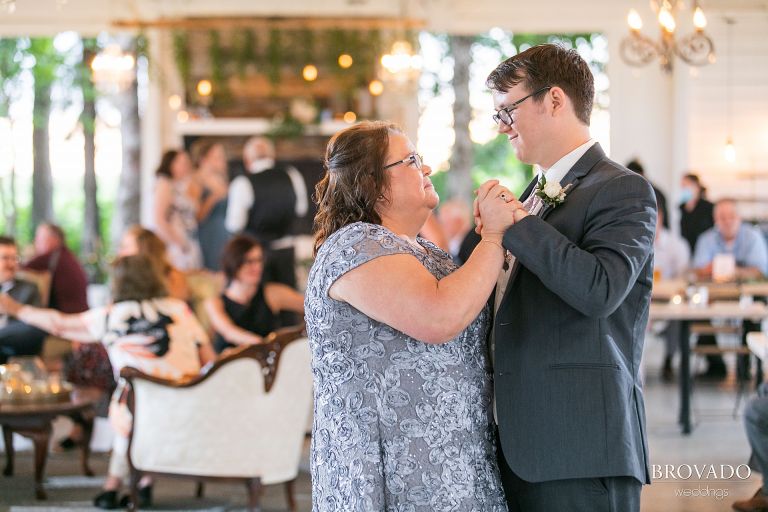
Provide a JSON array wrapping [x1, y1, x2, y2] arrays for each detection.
[[0, 387, 102, 499]]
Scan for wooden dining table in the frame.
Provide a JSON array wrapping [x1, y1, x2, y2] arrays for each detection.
[[652, 279, 768, 302], [649, 300, 768, 434]]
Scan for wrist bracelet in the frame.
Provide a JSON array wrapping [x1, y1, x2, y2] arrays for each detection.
[[480, 238, 504, 251]]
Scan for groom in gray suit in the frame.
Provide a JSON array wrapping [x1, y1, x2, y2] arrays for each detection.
[[485, 45, 656, 511]]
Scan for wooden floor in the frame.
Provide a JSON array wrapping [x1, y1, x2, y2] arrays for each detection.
[[0, 333, 763, 511]]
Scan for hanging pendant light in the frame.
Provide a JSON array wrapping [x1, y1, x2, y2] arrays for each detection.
[[723, 18, 736, 164]]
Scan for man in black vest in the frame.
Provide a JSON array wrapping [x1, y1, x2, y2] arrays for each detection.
[[225, 136, 308, 289]]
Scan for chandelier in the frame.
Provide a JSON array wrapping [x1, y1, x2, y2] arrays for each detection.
[[380, 40, 422, 81], [90, 44, 135, 94], [620, 0, 715, 73]]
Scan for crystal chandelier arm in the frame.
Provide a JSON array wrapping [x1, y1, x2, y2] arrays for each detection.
[[620, 31, 662, 67], [674, 32, 715, 67]]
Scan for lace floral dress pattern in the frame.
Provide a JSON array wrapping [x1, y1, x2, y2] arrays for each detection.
[[305, 222, 507, 512]]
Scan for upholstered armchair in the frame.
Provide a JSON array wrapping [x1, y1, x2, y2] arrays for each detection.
[[121, 325, 312, 511]]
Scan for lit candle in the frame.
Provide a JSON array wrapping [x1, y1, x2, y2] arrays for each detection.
[[693, 7, 707, 30], [627, 9, 643, 31]]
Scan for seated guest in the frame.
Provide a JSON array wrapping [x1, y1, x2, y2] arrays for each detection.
[[693, 198, 768, 281], [23, 223, 89, 314], [205, 235, 304, 353], [0, 254, 215, 509], [733, 382, 768, 511], [25, 223, 115, 440], [118, 225, 189, 301], [692, 198, 768, 378], [0, 236, 47, 363], [652, 210, 690, 380], [23, 223, 114, 450]]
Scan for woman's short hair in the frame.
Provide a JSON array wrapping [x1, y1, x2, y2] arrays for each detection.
[[111, 254, 168, 303], [220, 235, 263, 282], [125, 225, 172, 277], [155, 149, 182, 178], [312, 121, 401, 255], [38, 223, 66, 244]]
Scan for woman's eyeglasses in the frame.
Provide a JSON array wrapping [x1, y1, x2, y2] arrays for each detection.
[[383, 153, 423, 171]]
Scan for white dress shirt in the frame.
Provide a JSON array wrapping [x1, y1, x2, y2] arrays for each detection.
[[535, 138, 596, 186], [654, 228, 690, 279], [224, 158, 309, 234]]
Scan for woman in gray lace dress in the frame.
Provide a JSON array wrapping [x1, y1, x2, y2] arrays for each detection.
[[305, 121, 522, 511]]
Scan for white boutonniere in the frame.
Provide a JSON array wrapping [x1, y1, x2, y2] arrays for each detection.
[[535, 176, 572, 208]]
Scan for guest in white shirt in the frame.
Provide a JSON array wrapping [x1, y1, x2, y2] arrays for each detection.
[[652, 211, 690, 380]]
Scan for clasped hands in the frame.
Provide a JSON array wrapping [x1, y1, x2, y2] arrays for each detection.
[[473, 179, 529, 238]]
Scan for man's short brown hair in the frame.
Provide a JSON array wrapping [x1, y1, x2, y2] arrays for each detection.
[[486, 44, 595, 125]]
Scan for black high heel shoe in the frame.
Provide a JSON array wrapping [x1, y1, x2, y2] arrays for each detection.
[[119, 484, 153, 509], [93, 490, 120, 510]]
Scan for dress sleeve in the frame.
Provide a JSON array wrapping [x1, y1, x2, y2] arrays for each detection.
[[313, 222, 414, 298]]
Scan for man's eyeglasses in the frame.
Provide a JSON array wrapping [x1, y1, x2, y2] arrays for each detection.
[[492, 86, 552, 126], [383, 153, 423, 171]]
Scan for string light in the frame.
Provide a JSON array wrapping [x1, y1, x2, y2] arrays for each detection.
[[368, 80, 384, 96], [302, 64, 318, 81], [337, 54, 353, 69], [196, 79, 212, 97], [168, 94, 182, 110]]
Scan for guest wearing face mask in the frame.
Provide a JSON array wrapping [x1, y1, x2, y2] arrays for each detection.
[[679, 173, 714, 253]]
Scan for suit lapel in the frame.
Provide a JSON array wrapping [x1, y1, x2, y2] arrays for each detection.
[[500, 143, 607, 305], [519, 176, 539, 203]]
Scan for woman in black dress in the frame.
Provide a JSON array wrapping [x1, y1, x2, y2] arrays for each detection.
[[205, 235, 304, 353], [679, 173, 714, 253]]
